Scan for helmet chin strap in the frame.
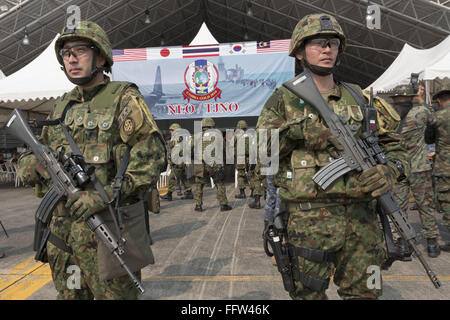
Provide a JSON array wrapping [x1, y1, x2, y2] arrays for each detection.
[[62, 50, 105, 86], [302, 56, 340, 76]]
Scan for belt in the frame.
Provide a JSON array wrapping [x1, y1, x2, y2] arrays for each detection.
[[289, 202, 342, 211]]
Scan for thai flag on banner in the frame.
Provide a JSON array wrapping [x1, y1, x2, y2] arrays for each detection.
[[182, 44, 220, 58], [219, 42, 257, 56], [112, 48, 147, 62], [256, 39, 290, 54], [147, 46, 183, 60]]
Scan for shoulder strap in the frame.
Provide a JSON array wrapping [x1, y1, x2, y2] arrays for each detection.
[[339, 81, 366, 109]]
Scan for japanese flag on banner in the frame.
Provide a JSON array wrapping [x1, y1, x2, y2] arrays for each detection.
[[147, 46, 183, 60], [220, 42, 257, 56]]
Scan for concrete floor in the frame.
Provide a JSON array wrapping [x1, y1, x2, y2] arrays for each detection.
[[1, 182, 450, 300]]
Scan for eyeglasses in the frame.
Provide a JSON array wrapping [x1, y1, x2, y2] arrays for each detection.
[[307, 38, 341, 50], [59, 44, 95, 60]]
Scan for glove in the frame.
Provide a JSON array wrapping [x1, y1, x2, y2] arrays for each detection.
[[358, 164, 395, 198], [17, 153, 50, 185], [302, 117, 343, 151], [65, 186, 113, 221]]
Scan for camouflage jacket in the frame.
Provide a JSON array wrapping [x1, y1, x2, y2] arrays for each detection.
[[400, 105, 434, 173], [18, 77, 167, 206], [427, 103, 450, 177], [257, 82, 407, 203]]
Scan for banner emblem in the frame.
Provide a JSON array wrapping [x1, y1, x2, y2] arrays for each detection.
[[183, 59, 222, 102]]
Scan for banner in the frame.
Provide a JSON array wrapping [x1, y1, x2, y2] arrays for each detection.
[[111, 40, 294, 119]]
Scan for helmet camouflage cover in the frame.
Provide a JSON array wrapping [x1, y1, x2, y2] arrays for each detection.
[[389, 84, 417, 97], [201, 117, 215, 128], [55, 21, 113, 71], [289, 13, 345, 57], [236, 120, 248, 129], [432, 82, 450, 100], [169, 123, 181, 131]]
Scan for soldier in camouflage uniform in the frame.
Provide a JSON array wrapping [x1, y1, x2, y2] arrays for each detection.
[[389, 84, 441, 258], [425, 84, 450, 251], [192, 118, 232, 212], [17, 21, 167, 299], [257, 14, 407, 300], [234, 120, 250, 199], [161, 123, 193, 201]]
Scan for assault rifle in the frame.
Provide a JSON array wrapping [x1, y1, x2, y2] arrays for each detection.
[[5, 108, 145, 294], [283, 71, 441, 289]]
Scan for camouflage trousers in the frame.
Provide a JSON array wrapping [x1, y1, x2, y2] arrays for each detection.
[[248, 166, 264, 196], [236, 167, 248, 190], [287, 202, 386, 300], [46, 215, 140, 300], [168, 164, 191, 193], [194, 165, 228, 206], [437, 176, 450, 230], [392, 171, 439, 239]]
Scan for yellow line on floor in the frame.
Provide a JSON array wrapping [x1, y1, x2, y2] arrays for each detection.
[[0, 255, 52, 300]]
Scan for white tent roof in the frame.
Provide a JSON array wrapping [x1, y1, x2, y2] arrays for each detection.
[[0, 34, 74, 113], [189, 22, 218, 46], [367, 35, 450, 93]]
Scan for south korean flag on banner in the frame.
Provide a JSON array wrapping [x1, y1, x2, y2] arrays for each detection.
[[219, 41, 257, 56]]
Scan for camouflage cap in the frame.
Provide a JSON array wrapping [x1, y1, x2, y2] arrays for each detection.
[[389, 84, 417, 97], [55, 21, 113, 70], [289, 13, 345, 57], [201, 117, 215, 128], [169, 123, 181, 131], [432, 83, 450, 100], [236, 120, 248, 129]]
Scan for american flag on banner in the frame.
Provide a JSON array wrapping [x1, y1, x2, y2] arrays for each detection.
[[182, 44, 220, 58], [219, 42, 257, 56], [147, 47, 183, 60], [256, 39, 290, 54], [112, 48, 147, 62]]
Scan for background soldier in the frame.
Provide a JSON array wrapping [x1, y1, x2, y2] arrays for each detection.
[[390, 84, 441, 258], [234, 120, 249, 199], [257, 13, 407, 300], [192, 118, 232, 212], [425, 83, 450, 251], [161, 123, 193, 201], [17, 21, 167, 299]]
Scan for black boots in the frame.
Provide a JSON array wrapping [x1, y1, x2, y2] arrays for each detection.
[[440, 242, 450, 252], [397, 238, 412, 262], [194, 204, 203, 212], [235, 188, 246, 199], [220, 204, 232, 211], [427, 238, 441, 258], [249, 195, 261, 209], [160, 191, 172, 201], [181, 190, 193, 199]]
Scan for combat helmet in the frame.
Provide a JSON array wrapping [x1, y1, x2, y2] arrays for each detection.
[[201, 117, 215, 128], [169, 123, 181, 131], [236, 120, 248, 129], [289, 13, 345, 57], [432, 82, 450, 100], [389, 84, 417, 98], [55, 21, 113, 85]]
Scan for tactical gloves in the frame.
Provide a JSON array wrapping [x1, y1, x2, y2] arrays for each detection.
[[358, 164, 395, 197], [17, 153, 50, 185], [65, 186, 113, 221]]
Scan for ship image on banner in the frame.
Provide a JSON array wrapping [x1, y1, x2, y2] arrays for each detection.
[[182, 59, 221, 102]]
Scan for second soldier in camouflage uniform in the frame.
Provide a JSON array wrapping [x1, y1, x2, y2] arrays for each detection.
[[18, 21, 167, 299], [425, 83, 450, 251], [257, 14, 407, 300], [161, 123, 193, 201], [390, 84, 441, 257], [192, 118, 232, 212], [234, 120, 250, 199]]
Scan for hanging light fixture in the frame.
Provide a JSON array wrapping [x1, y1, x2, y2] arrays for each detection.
[[145, 9, 151, 24], [0, 4, 9, 12], [160, 34, 165, 46], [246, 1, 253, 17], [23, 27, 30, 45]]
